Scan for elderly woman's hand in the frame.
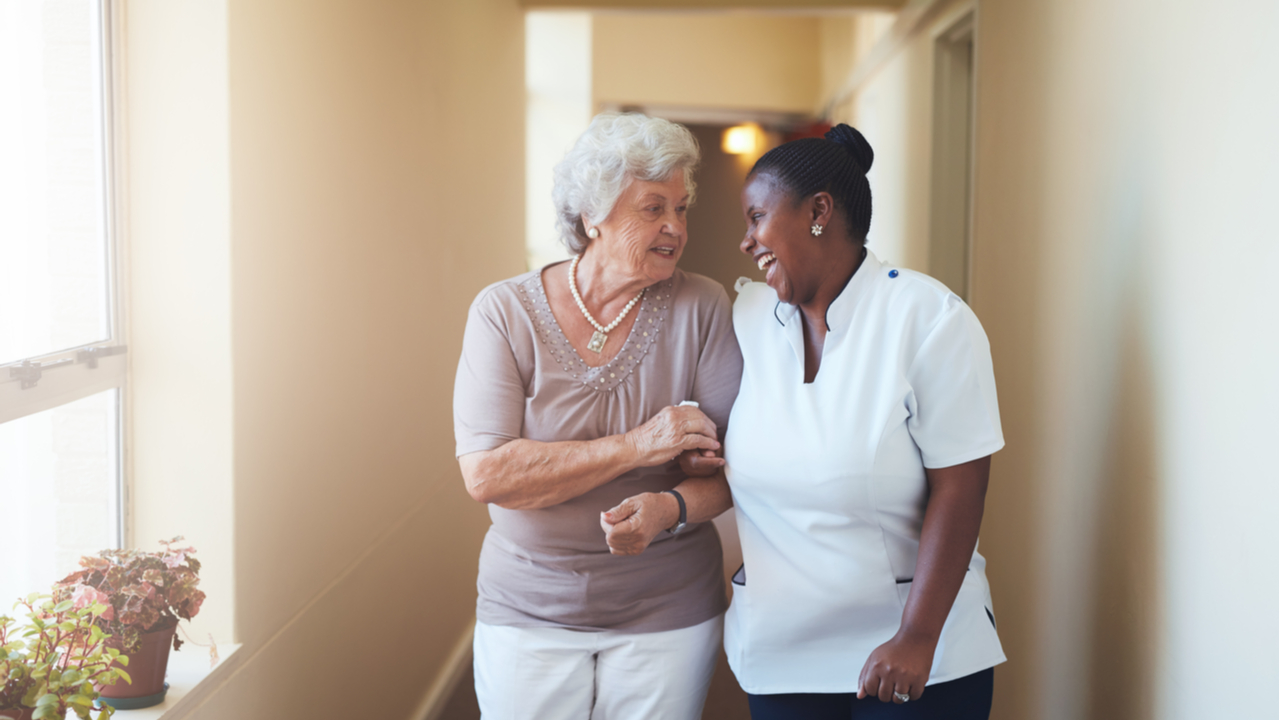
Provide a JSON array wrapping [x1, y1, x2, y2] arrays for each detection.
[[625, 405, 720, 468], [599, 492, 679, 556]]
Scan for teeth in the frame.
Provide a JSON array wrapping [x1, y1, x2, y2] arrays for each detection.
[[757, 253, 776, 271], [654, 247, 674, 256]]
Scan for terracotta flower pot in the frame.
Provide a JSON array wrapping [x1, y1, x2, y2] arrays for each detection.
[[0, 707, 34, 720], [98, 623, 177, 707]]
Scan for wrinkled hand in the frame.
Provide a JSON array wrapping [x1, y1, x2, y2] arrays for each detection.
[[678, 448, 725, 477], [599, 492, 679, 556], [857, 632, 936, 704], [626, 405, 719, 468]]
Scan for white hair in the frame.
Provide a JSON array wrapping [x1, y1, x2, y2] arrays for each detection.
[[552, 113, 700, 254]]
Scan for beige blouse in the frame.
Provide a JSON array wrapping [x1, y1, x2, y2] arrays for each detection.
[[453, 266, 743, 632]]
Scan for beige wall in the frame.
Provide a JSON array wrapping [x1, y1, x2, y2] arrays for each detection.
[[593, 13, 823, 113], [126, 0, 525, 717], [527, 0, 902, 8], [827, 1, 1278, 719], [818, 12, 896, 108], [125, 0, 235, 647]]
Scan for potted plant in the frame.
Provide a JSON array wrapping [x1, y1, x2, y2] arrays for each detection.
[[52, 538, 205, 710], [0, 593, 125, 720]]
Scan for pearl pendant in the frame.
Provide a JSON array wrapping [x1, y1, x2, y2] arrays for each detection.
[[587, 330, 607, 353]]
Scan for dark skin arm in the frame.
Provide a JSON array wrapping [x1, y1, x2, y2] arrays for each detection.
[[857, 455, 991, 703]]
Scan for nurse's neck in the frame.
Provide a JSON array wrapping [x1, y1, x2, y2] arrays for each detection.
[[797, 241, 866, 383], [798, 241, 866, 333]]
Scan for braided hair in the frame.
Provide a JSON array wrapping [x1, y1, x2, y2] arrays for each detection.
[[749, 124, 874, 242]]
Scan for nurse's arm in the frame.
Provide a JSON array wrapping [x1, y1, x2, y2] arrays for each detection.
[[599, 472, 734, 556], [857, 455, 991, 703], [459, 404, 721, 510]]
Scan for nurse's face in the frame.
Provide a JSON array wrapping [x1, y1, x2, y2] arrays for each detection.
[[739, 172, 825, 306]]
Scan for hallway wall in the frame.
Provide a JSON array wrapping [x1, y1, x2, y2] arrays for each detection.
[[126, 1, 526, 717], [827, 2, 1278, 719], [593, 13, 822, 114]]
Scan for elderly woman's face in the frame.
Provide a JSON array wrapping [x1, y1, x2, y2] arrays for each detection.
[[590, 172, 689, 285]]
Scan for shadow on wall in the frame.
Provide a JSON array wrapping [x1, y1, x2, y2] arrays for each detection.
[[1087, 296, 1159, 720]]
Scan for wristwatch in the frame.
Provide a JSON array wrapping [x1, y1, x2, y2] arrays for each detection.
[[661, 489, 687, 535]]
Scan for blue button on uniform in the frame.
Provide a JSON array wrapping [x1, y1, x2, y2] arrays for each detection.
[[888, 269, 899, 278]]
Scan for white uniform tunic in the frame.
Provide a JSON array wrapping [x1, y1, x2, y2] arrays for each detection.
[[724, 250, 1006, 695]]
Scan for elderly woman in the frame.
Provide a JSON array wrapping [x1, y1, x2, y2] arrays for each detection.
[[452, 113, 743, 720]]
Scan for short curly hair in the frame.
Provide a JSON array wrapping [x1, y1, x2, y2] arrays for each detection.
[[552, 113, 700, 254]]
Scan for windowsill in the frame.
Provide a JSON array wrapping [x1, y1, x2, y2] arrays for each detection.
[[102, 643, 243, 719]]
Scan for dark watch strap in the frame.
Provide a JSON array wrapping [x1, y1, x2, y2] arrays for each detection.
[[661, 489, 687, 535]]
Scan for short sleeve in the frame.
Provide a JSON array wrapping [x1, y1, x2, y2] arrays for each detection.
[[689, 285, 744, 439], [905, 299, 1004, 468], [453, 287, 529, 457]]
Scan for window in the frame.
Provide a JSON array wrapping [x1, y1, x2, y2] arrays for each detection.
[[0, 0, 125, 606]]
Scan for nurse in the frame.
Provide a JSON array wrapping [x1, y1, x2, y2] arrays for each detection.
[[724, 124, 1006, 719]]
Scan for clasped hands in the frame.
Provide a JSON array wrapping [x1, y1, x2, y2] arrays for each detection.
[[600, 404, 724, 556]]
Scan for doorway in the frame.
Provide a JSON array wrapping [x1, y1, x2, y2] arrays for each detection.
[[928, 12, 975, 301]]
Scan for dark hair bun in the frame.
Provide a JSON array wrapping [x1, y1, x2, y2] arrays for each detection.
[[825, 124, 874, 173]]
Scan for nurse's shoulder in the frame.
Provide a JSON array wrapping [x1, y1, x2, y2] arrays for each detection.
[[873, 262, 987, 346], [730, 277, 779, 330], [878, 264, 958, 307]]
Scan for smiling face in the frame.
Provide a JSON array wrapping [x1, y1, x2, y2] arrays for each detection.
[[740, 172, 828, 306], [586, 172, 689, 288]]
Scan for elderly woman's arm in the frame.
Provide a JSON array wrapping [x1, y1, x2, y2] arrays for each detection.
[[460, 404, 721, 511], [598, 470, 733, 555]]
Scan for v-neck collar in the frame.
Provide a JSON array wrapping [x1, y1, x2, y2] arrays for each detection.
[[772, 249, 881, 377], [825, 248, 880, 336], [772, 249, 880, 334]]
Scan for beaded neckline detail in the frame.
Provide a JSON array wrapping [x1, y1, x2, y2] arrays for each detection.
[[514, 271, 674, 393], [568, 254, 646, 354]]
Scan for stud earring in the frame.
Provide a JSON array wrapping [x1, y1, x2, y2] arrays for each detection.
[[587, 227, 600, 239], [811, 224, 824, 236]]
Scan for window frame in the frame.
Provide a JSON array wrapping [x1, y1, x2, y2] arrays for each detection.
[[0, 0, 127, 548]]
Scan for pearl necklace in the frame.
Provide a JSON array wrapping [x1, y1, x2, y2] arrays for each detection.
[[568, 254, 645, 354]]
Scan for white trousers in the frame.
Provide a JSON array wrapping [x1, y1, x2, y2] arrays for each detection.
[[473, 614, 723, 720]]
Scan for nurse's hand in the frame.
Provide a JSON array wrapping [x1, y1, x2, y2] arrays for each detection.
[[856, 632, 936, 703], [599, 492, 680, 556], [678, 448, 725, 477], [625, 406, 720, 468]]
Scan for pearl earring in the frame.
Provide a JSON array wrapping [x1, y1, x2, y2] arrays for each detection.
[[811, 224, 824, 236], [587, 227, 600, 239]]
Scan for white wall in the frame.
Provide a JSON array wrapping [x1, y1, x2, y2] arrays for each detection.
[[526, 11, 591, 270], [829, 1, 1279, 718], [124, 0, 235, 647]]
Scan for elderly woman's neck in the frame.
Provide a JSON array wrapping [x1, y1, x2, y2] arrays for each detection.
[[575, 250, 653, 306]]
